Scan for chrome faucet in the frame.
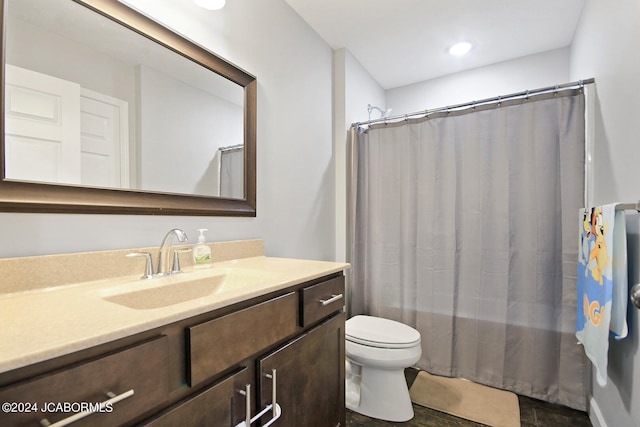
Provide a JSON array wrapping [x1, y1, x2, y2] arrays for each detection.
[[157, 228, 188, 276]]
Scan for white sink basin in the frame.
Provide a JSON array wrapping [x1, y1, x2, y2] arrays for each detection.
[[102, 268, 278, 310]]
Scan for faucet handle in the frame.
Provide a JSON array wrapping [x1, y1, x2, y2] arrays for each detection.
[[171, 248, 192, 275], [126, 252, 154, 279]]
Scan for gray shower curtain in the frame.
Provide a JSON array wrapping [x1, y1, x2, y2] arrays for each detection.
[[349, 89, 587, 410], [220, 147, 244, 198]]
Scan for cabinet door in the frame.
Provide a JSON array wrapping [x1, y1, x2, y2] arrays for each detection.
[[257, 313, 345, 427], [142, 367, 251, 427]]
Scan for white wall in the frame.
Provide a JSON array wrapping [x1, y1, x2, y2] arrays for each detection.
[[387, 47, 571, 115], [333, 48, 385, 262], [570, 1, 640, 426], [137, 65, 243, 196], [0, 0, 336, 261]]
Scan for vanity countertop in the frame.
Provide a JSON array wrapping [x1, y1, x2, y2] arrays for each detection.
[[0, 255, 349, 374]]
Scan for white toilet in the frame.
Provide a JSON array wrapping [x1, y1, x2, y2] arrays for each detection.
[[345, 315, 422, 422]]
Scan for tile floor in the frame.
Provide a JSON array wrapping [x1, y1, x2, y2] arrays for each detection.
[[345, 369, 592, 427]]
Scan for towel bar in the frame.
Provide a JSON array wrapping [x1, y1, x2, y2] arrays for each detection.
[[631, 284, 640, 309], [612, 201, 640, 309], [615, 201, 640, 211]]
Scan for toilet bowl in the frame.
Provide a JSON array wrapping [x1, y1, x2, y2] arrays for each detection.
[[345, 315, 422, 422]]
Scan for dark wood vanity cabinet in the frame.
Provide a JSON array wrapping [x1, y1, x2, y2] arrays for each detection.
[[175, 274, 345, 427], [0, 273, 345, 427]]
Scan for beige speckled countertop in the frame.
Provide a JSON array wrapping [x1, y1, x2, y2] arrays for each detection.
[[0, 240, 349, 374]]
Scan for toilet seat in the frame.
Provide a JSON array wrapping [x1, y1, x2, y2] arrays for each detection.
[[346, 315, 421, 349]]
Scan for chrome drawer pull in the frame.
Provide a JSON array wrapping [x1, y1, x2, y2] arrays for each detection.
[[319, 293, 343, 306], [39, 389, 134, 427]]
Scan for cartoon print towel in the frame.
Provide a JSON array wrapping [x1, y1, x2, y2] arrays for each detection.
[[576, 204, 628, 386]]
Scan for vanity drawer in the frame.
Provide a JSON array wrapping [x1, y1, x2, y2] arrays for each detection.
[[300, 275, 345, 327], [187, 292, 298, 386], [0, 336, 169, 427]]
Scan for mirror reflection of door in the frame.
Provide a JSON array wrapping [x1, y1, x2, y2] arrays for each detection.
[[80, 89, 129, 188], [4, 65, 129, 188], [4, 64, 81, 184]]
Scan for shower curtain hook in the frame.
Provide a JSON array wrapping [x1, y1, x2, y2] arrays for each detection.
[[525, 90, 530, 100], [497, 95, 502, 106]]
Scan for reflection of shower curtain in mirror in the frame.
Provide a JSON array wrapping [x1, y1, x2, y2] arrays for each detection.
[[219, 148, 244, 198], [349, 89, 587, 410]]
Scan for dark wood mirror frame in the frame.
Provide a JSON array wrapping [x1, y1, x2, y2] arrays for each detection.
[[0, 0, 256, 216]]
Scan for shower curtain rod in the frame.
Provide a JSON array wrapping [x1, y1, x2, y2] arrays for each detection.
[[355, 77, 595, 127], [218, 144, 243, 152]]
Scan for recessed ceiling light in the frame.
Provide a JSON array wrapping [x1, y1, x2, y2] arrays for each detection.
[[449, 42, 473, 56], [193, 0, 226, 10]]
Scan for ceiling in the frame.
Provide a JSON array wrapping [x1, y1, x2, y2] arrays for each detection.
[[284, 0, 586, 89]]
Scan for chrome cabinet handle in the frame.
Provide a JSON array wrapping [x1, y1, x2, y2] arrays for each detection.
[[264, 369, 277, 418], [261, 369, 281, 427], [238, 384, 251, 427], [234, 369, 282, 427], [39, 389, 134, 427], [319, 293, 343, 306]]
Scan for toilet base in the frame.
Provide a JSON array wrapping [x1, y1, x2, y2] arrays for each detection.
[[346, 360, 414, 422]]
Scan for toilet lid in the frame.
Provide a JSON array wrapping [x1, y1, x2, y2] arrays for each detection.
[[346, 315, 421, 349]]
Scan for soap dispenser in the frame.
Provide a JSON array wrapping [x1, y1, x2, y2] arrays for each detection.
[[193, 229, 211, 267]]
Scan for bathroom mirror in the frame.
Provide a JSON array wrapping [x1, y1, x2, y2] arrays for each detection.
[[0, 0, 257, 216]]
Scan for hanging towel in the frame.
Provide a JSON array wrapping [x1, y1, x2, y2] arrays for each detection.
[[611, 209, 628, 340], [576, 203, 628, 386]]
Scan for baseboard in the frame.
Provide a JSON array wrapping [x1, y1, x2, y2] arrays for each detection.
[[589, 396, 607, 427]]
